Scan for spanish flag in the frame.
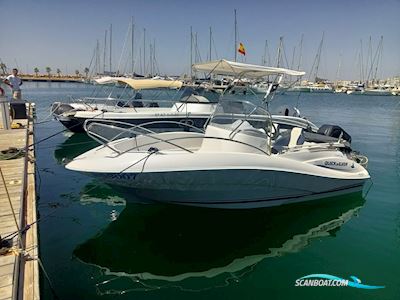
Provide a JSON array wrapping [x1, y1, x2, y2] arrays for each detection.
[[238, 42, 246, 56]]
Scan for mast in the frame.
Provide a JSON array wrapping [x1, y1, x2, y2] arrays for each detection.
[[276, 37, 283, 67], [131, 17, 135, 75], [143, 28, 146, 75], [153, 39, 156, 75], [309, 32, 324, 81], [365, 36, 372, 85], [109, 24, 112, 74], [335, 52, 342, 86], [195, 32, 198, 63], [149, 43, 153, 76], [190, 26, 193, 78], [373, 36, 383, 82], [209, 26, 212, 61], [96, 39, 100, 74], [297, 34, 303, 70], [290, 46, 296, 70], [103, 30, 107, 74], [262, 40, 270, 66], [314, 32, 324, 81], [360, 39, 364, 83], [234, 9, 237, 62], [139, 47, 142, 74]]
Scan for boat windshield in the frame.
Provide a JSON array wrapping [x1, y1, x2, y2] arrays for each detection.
[[208, 100, 273, 136]]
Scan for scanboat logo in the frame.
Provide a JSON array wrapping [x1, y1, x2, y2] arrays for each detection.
[[295, 274, 384, 289]]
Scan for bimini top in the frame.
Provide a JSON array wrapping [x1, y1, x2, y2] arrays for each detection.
[[94, 76, 183, 90], [192, 59, 305, 77]]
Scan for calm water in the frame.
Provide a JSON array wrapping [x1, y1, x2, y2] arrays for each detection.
[[22, 82, 400, 299]]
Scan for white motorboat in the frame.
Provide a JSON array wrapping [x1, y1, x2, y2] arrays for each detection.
[[66, 97, 369, 209], [52, 78, 213, 132]]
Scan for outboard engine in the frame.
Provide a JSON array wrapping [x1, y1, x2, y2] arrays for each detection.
[[317, 124, 352, 143]]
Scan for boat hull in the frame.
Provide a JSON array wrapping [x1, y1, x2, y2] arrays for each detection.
[[91, 169, 367, 209], [58, 115, 210, 132]]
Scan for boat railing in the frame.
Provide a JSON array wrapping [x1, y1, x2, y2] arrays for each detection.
[[85, 119, 205, 154], [84, 118, 272, 156], [76, 96, 191, 112]]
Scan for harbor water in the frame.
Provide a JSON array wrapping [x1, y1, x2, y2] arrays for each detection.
[[24, 82, 400, 299]]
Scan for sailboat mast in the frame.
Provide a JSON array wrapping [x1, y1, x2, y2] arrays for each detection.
[[314, 32, 324, 81], [190, 26, 193, 78], [365, 36, 372, 84], [360, 39, 364, 83], [297, 34, 303, 70], [131, 17, 135, 75], [262, 40, 269, 66], [103, 30, 107, 74], [149, 43, 153, 76], [335, 52, 342, 86], [276, 37, 283, 67], [234, 9, 237, 62], [209, 26, 212, 61], [154, 39, 156, 75], [109, 24, 112, 74], [143, 28, 146, 75], [290, 46, 296, 70]]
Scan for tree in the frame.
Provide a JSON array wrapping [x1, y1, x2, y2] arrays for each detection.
[[34, 67, 39, 77], [75, 70, 80, 77], [84, 67, 89, 78], [56, 68, 61, 77], [45, 67, 52, 77]]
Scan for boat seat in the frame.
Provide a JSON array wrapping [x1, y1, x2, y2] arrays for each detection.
[[273, 127, 304, 152], [200, 120, 269, 154], [288, 127, 305, 148]]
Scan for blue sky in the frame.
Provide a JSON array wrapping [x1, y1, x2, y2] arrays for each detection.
[[0, 0, 399, 79]]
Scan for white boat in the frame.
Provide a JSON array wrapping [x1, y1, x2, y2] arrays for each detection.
[[363, 87, 393, 96], [309, 84, 334, 93], [52, 78, 218, 132], [66, 98, 369, 209]]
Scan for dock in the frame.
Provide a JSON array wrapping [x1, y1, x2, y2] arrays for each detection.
[[0, 103, 39, 300], [20, 74, 85, 83]]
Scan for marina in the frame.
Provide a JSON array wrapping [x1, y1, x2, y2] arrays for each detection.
[[24, 82, 400, 299], [0, 0, 399, 299]]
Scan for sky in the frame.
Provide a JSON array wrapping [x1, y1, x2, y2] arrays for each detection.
[[0, 0, 399, 80]]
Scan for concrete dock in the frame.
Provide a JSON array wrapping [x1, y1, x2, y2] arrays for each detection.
[[0, 104, 39, 300]]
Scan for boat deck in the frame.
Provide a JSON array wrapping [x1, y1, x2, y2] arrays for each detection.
[[0, 106, 39, 300]]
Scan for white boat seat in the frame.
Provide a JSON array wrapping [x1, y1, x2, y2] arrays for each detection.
[[200, 120, 269, 153], [273, 127, 305, 152], [288, 127, 304, 148]]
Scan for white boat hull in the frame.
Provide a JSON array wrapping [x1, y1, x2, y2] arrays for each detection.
[[90, 169, 366, 209]]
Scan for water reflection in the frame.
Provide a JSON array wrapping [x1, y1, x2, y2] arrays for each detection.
[[54, 133, 98, 164], [74, 193, 365, 293]]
